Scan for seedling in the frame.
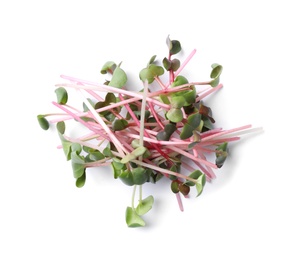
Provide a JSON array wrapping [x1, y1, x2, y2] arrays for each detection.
[[37, 36, 257, 227]]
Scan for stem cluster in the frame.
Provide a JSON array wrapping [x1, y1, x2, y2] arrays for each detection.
[[37, 36, 255, 227]]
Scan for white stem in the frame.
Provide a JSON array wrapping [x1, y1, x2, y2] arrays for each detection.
[[139, 81, 148, 147]]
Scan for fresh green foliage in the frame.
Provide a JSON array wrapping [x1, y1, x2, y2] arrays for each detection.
[[139, 64, 164, 83], [180, 113, 202, 139], [108, 66, 127, 88], [209, 63, 223, 87], [55, 87, 68, 104], [166, 108, 183, 123], [166, 35, 182, 55], [136, 195, 154, 215], [100, 61, 117, 74], [37, 115, 49, 130], [215, 142, 228, 168], [37, 36, 255, 227]]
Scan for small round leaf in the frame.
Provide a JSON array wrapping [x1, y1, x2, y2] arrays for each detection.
[[125, 207, 145, 227], [76, 172, 86, 188], [55, 87, 68, 104], [136, 195, 154, 215], [109, 66, 127, 88], [180, 123, 194, 140], [56, 121, 65, 134], [37, 115, 49, 130], [100, 61, 117, 74], [166, 108, 183, 123], [132, 167, 149, 185]]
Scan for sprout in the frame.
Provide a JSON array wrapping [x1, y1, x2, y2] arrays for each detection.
[[37, 36, 258, 227]]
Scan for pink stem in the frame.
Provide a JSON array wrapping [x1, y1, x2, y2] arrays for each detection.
[[176, 193, 184, 212], [59, 75, 170, 109], [165, 49, 197, 88], [195, 83, 223, 102], [52, 101, 109, 140], [174, 49, 197, 78], [148, 101, 165, 129], [201, 125, 252, 143]]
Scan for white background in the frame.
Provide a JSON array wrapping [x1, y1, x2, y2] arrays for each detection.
[[1, 0, 304, 259]]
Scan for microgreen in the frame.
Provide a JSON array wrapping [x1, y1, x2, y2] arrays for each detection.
[[37, 36, 258, 227]]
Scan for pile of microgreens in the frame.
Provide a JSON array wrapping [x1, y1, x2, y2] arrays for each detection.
[[37, 36, 254, 227]]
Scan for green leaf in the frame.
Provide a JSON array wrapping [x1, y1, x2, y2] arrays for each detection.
[[210, 64, 223, 87], [139, 64, 164, 83], [171, 95, 185, 109], [111, 158, 126, 179], [216, 155, 227, 168], [132, 167, 148, 185], [120, 153, 135, 164], [164, 123, 177, 136], [166, 36, 181, 55], [217, 142, 228, 151], [108, 66, 127, 88], [180, 123, 194, 140], [37, 115, 49, 130], [182, 87, 196, 105], [76, 171, 86, 188], [170, 40, 181, 55], [216, 142, 228, 168], [119, 170, 134, 186], [196, 120, 204, 132], [103, 147, 113, 157], [71, 161, 85, 179], [112, 158, 126, 170], [143, 149, 151, 159], [134, 110, 150, 120], [156, 131, 168, 141], [184, 170, 203, 186], [195, 174, 206, 197], [71, 143, 82, 154], [71, 151, 84, 163], [56, 121, 65, 134], [55, 87, 68, 104], [166, 108, 183, 123], [162, 58, 180, 72], [179, 113, 201, 140], [125, 207, 145, 227], [120, 146, 147, 164], [61, 139, 72, 160], [89, 151, 104, 161], [132, 146, 147, 157], [171, 181, 179, 193], [112, 119, 128, 131], [162, 57, 171, 71], [171, 75, 188, 88], [105, 92, 117, 104], [136, 195, 154, 215], [100, 61, 117, 74], [187, 113, 201, 129], [171, 59, 180, 71], [210, 63, 223, 78], [58, 134, 72, 160], [201, 117, 214, 131], [156, 123, 176, 141], [159, 94, 170, 104], [131, 139, 140, 148], [148, 55, 157, 66]]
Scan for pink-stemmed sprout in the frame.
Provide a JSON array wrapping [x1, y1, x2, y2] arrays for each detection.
[[37, 36, 260, 227]]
